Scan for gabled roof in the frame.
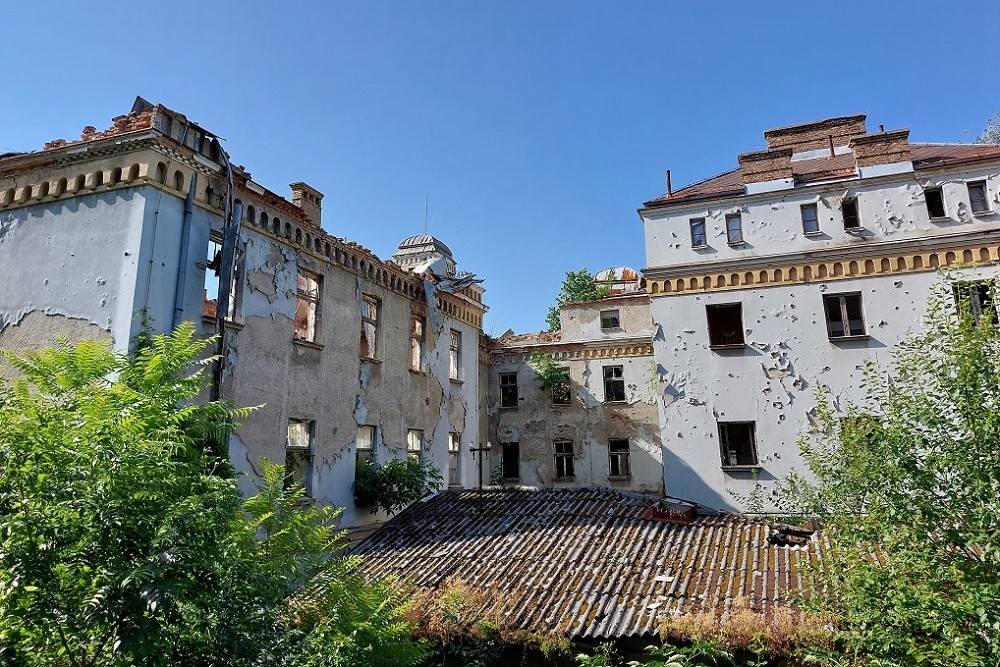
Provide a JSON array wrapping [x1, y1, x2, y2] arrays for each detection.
[[644, 143, 1000, 209], [352, 487, 822, 641]]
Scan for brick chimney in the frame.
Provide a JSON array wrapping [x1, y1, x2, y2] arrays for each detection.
[[290, 182, 324, 227], [738, 148, 793, 185], [763, 114, 867, 153], [849, 128, 911, 168]]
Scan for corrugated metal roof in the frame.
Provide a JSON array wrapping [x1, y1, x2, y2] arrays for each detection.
[[352, 488, 822, 641]]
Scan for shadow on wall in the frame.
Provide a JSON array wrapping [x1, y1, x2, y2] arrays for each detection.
[[661, 446, 774, 513]]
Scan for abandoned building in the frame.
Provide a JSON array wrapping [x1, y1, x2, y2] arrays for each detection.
[[639, 114, 1000, 509], [0, 98, 488, 530]]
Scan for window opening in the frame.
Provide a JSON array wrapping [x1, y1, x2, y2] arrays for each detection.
[[800, 203, 820, 234], [554, 440, 575, 479], [600, 309, 621, 330], [725, 213, 743, 245], [499, 372, 519, 408], [409, 316, 425, 371], [356, 425, 375, 470], [551, 368, 571, 405], [603, 365, 625, 403], [449, 329, 462, 380], [294, 272, 320, 342], [608, 439, 630, 478], [823, 293, 865, 338], [690, 218, 707, 247], [925, 187, 946, 219], [406, 429, 424, 462], [718, 422, 757, 467], [706, 303, 745, 347], [953, 280, 996, 323], [448, 432, 460, 486], [842, 198, 860, 229], [968, 181, 990, 214], [285, 419, 314, 494], [360, 295, 379, 359], [502, 442, 520, 481]]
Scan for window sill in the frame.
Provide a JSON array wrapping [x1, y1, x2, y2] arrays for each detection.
[[972, 209, 995, 217], [449, 377, 464, 384], [553, 477, 576, 483], [360, 356, 382, 365], [603, 400, 627, 405], [600, 326, 624, 332], [551, 402, 572, 408], [709, 343, 747, 350], [844, 227, 864, 235], [499, 405, 520, 411], [408, 368, 426, 375], [928, 215, 951, 223], [722, 465, 761, 473], [502, 477, 520, 484], [202, 315, 244, 330], [727, 241, 746, 248], [803, 230, 824, 237], [292, 338, 324, 350], [828, 334, 869, 342], [691, 243, 710, 250], [608, 475, 632, 482]]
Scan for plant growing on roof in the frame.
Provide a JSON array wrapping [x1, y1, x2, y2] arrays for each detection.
[[545, 268, 613, 332], [528, 351, 571, 404]]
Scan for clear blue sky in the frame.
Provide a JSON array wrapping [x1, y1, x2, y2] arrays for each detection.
[[5, 1, 997, 335]]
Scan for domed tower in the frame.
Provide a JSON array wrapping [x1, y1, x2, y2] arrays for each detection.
[[391, 233, 458, 277]]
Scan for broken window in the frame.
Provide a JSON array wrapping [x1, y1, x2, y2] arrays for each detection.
[[725, 213, 744, 245], [406, 429, 423, 462], [842, 198, 860, 229], [603, 365, 626, 403], [448, 432, 460, 486], [285, 419, 314, 494], [499, 372, 519, 408], [718, 422, 757, 468], [968, 181, 990, 214], [203, 235, 242, 321], [823, 293, 866, 338], [706, 303, 745, 347], [360, 295, 379, 359], [800, 203, 820, 234], [690, 218, 707, 247], [924, 187, 946, 219], [608, 439, 630, 478], [502, 441, 520, 480], [449, 329, 462, 380], [554, 440, 575, 479], [294, 272, 320, 343], [600, 309, 621, 330], [953, 280, 996, 324], [550, 368, 571, 405], [409, 316, 425, 371], [356, 425, 375, 473]]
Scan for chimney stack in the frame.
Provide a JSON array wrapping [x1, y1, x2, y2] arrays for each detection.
[[763, 114, 867, 153], [849, 129, 911, 168], [289, 182, 324, 227], [738, 148, 793, 185]]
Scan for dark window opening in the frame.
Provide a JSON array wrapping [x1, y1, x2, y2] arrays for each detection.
[[600, 310, 621, 329], [603, 365, 625, 402], [968, 181, 990, 214], [925, 187, 946, 219], [953, 280, 996, 324], [609, 439, 630, 478], [842, 198, 860, 229], [690, 218, 707, 247], [554, 440, 575, 479], [500, 372, 519, 408], [502, 441, 520, 480], [551, 371, 571, 405], [725, 213, 743, 245], [823, 293, 866, 338], [801, 203, 820, 234], [706, 303, 745, 347], [719, 422, 757, 467]]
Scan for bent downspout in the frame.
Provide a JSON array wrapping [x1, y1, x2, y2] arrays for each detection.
[[172, 173, 198, 329]]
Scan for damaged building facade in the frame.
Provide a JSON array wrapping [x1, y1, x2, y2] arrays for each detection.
[[639, 115, 1000, 509], [0, 99, 487, 530]]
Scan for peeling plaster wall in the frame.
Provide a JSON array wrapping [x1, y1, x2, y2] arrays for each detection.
[[643, 166, 1000, 268]]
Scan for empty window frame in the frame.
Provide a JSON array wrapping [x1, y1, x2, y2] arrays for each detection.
[[924, 187, 946, 219], [968, 181, 990, 214], [360, 295, 379, 359], [499, 372, 519, 408], [449, 329, 462, 380], [603, 365, 626, 403], [823, 293, 866, 338], [554, 440, 575, 479], [203, 235, 243, 321], [600, 309, 621, 330], [406, 429, 424, 462], [800, 203, 820, 235], [608, 439, 630, 478], [706, 303, 745, 347], [294, 272, 320, 342], [448, 432, 460, 486], [285, 419, 314, 494], [725, 213, 744, 245], [953, 280, 996, 323], [550, 367, 571, 405], [356, 425, 375, 470], [842, 198, 860, 229], [409, 316, 425, 371], [502, 441, 520, 480], [718, 422, 758, 467], [690, 217, 707, 247]]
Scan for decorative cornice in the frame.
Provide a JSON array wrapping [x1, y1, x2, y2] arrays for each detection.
[[492, 338, 653, 361]]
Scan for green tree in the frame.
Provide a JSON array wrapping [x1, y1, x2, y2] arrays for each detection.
[[776, 278, 1000, 666], [0, 324, 423, 667], [546, 268, 612, 332], [979, 111, 1000, 144]]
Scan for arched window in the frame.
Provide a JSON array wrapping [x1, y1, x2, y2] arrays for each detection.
[[155, 163, 167, 184], [55, 178, 67, 196], [173, 170, 185, 191], [111, 167, 122, 184], [126, 164, 140, 182]]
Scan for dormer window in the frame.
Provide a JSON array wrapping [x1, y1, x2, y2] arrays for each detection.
[[725, 213, 744, 245], [690, 218, 707, 247], [842, 198, 860, 230]]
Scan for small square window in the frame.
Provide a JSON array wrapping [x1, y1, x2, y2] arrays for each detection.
[[406, 429, 424, 462], [823, 293, 866, 338], [603, 365, 625, 403], [608, 439, 630, 478], [706, 303, 745, 347], [725, 213, 743, 245], [953, 280, 996, 324], [719, 422, 757, 467], [360, 295, 379, 359], [968, 181, 990, 214], [499, 372, 519, 408], [600, 310, 621, 329], [294, 272, 321, 342], [448, 432, 461, 486], [800, 203, 820, 235], [842, 198, 860, 229], [554, 440, 575, 479], [285, 419, 314, 495], [924, 187, 946, 219], [502, 441, 520, 481], [690, 218, 707, 247]]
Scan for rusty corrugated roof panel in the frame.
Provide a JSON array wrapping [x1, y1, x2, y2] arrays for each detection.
[[352, 488, 821, 641]]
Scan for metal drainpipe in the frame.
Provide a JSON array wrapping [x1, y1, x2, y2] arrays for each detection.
[[172, 173, 198, 330]]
